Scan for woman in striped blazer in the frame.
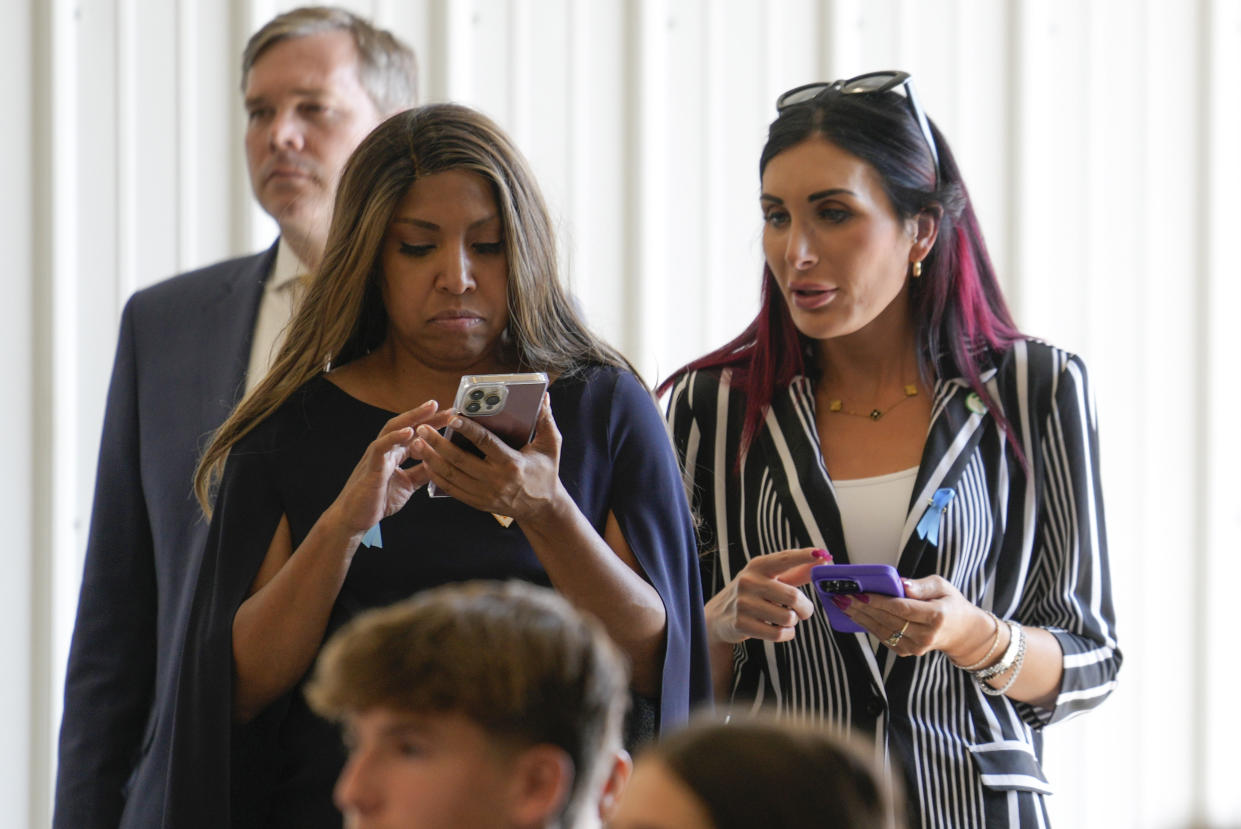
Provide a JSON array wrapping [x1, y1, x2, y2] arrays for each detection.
[[662, 72, 1120, 828]]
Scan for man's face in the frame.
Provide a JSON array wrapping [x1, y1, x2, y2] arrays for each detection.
[[243, 29, 383, 254], [334, 708, 523, 829]]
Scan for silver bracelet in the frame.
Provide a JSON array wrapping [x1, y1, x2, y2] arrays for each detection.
[[979, 623, 1026, 696], [974, 618, 1022, 681], [956, 611, 1002, 672]]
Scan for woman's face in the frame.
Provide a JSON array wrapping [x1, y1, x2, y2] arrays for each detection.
[[760, 136, 919, 343], [608, 758, 714, 829], [379, 169, 510, 373]]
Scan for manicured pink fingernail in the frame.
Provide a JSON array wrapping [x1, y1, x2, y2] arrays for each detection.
[[831, 595, 851, 609], [901, 578, 913, 589], [812, 548, 832, 560], [856, 593, 870, 603]]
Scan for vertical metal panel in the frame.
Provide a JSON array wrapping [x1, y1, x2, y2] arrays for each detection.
[[950, 0, 1011, 288], [1009, 0, 1089, 336], [26, 1, 50, 825], [701, 0, 760, 365], [509, 0, 572, 242], [562, 0, 630, 354], [75, 0, 121, 317], [1010, 3, 1143, 827], [371, 0, 439, 103], [621, 0, 668, 371], [177, 0, 196, 269], [59, 7, 118, 825], [116, 0, 137, 300], [49, 3, 81, 824], [693, 0, 780, 369], [71, 0, 118, 574], [658, 0, 713, 380], [1200, 0, 1241, 823], [423, 0, 453, 101], [765, 0, 825, 90], [442, 0, 509, 117], [72, 0, 122, 617], [1134, 1, 1201, 818], [1, 0, 35, 817], [820, 0, 856, 77], [128, 1, 182, 287], [33, 0, 81, 824], [46, 0, 82, 824], [177, 0, 242, 273], [509, 0, 576, 300], [507, 0, 533, 144], [1037, 2, 1150, 826]]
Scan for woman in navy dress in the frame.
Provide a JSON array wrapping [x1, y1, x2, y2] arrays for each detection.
[[163, 103, 709, 828]]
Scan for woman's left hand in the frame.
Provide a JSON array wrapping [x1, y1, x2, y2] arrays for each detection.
[[411, 393, 566, 523], [838, 574, 995, 661]]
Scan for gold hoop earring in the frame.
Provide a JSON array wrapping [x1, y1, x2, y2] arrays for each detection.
[[912, 260, 923, 278]]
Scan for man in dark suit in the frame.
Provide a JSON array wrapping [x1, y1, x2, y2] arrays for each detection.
[[53, 9, 417, 828]]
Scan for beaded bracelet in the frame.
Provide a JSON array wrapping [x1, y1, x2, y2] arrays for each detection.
[[956, 611, 1002, 672], [974, 618, 1023, 681], [979, 623, 1026, 696]]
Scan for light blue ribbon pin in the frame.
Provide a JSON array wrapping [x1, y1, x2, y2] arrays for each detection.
[[915, 488, 956, 546], [360, 522, 383, 549]]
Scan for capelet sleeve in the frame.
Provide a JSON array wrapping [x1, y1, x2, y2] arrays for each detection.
[[603, 370, 712, 726], [160, 422, 285, 828]]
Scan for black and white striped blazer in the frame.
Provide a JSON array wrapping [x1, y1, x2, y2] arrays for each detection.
[[667, 339, 1121, 829]]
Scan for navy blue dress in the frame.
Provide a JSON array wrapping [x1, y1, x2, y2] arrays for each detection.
[[162, 365, 710, 828]]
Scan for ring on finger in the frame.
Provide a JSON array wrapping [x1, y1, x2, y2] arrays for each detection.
[[883, 619, 911, 649]]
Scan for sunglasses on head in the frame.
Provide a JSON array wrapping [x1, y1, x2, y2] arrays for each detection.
[[776, 70, 941, 186]]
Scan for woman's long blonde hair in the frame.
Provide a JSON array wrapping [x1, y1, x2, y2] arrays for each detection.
[[194, 104, 632, 515]]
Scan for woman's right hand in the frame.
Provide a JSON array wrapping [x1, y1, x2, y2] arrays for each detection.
[[327, 401, 455, 535], [705, 547, 829, 644]]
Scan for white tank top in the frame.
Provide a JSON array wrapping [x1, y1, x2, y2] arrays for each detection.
[[832, 466, 919, 566]]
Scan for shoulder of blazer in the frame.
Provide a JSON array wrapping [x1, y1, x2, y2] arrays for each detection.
[[987, 339, 1084, 417], [127, 242, 277, 319], [669, 365, 735, 419]]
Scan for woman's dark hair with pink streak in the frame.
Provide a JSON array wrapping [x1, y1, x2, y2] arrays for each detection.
[[659, 79, 1024, 458]]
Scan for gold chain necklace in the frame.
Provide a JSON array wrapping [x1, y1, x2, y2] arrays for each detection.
[[827, 384, 919, 421]]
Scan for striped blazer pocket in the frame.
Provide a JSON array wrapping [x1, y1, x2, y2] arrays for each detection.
[[968, 740, 1053, 794]]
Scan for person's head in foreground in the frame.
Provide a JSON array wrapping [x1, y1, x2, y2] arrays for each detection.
[[306, 580, 632, 829], [608, 716, 905, 829]]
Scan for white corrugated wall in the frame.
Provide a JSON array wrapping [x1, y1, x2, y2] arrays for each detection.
[[5, 1, 1238, 826]]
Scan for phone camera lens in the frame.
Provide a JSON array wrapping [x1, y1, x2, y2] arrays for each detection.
[[468, 389, 485, 401], [485, 394, 501, 406], [465, 401, 481, 413]]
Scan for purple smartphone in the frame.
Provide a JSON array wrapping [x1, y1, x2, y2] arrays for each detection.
[[811, 564, 905, 633], [427, 372, 549, 498]]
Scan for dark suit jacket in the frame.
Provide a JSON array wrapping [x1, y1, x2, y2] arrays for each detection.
[[53, 244, 276, 829]]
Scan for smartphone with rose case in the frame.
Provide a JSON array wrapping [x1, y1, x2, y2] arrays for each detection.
[[427, 372, 548, 498]]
